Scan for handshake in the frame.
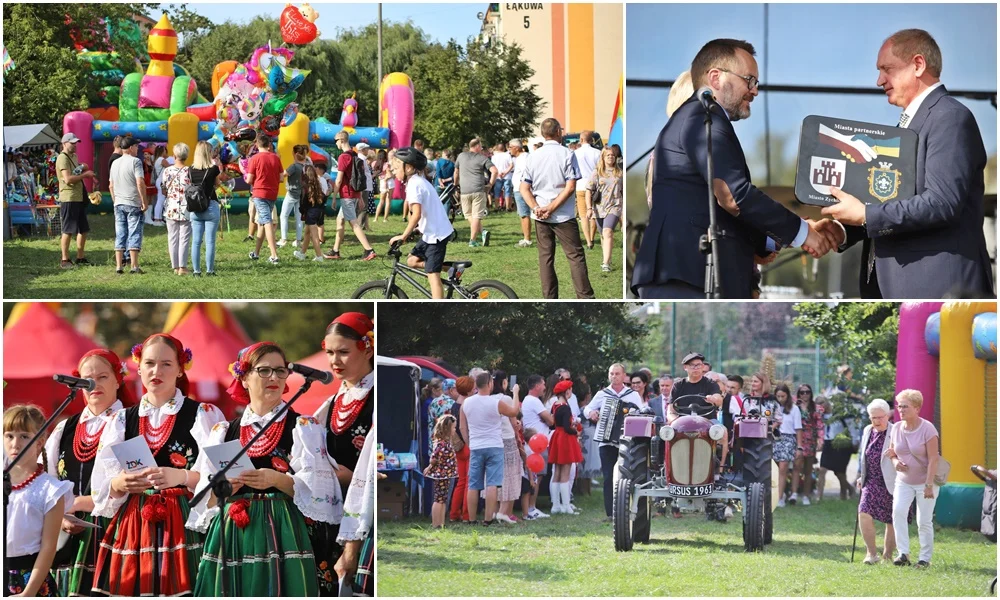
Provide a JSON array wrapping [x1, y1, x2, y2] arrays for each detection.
[[802, 218, 846, 259]]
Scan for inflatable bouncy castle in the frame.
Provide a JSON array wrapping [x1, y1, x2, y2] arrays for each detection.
[[895, 301, 997, 528], [62, 13, 415, 213]]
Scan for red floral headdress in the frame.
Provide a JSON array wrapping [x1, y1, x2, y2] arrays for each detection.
[[225, 342, 288, 405], [322, 312, 374, 351], [74, 348, 136, 407]]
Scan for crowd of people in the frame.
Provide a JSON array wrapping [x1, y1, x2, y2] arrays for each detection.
[[46, 122, 622, 295], [413, 356, 944, 569], [3, 312, 375, 597]]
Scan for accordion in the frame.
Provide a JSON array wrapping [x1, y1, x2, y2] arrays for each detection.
[[594, 392, 636, 444]]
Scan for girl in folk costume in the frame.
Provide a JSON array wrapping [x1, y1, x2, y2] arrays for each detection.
[[5, 405, 74, 597], [312, 312, 374, 595], [90, 334, 224, 596], [548, 380, 583, 515], [188, 342, 339, 596], [336, 429, 376, 596], [44, 350, 135, 597]]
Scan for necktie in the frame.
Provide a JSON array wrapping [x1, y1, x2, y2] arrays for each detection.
[[898, 113, 910, 128]]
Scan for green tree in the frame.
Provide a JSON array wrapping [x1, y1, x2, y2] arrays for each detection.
[[185, 17, 283, 98], [161, 3, 216, 67], [792, 302, 899, 418], [407, 42, 473, 149], [3, 3, 147, 130], [463, 39, 543, 147], [378, 303, 648, 388]]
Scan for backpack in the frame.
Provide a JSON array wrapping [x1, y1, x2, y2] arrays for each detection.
[[348, 151, 367, 193], [184, 168, 210, 213]]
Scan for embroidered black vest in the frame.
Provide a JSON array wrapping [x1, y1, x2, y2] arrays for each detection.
[[223, 409, 299, 495], [323, 389, 373, 476], [123, 397, 201, 470], [57, 413, 98, 496]]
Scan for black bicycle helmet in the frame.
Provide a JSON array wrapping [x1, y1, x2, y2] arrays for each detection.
[[394, 146, 427, 171]]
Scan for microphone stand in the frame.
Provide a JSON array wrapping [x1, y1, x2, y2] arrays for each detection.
[[700, 101, 723, 299], [190, 377, 316, 597], [3, 385, 80, 508]]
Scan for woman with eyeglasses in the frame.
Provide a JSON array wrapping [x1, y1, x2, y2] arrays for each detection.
[[629, 372, 650, 409], [795, 384, 824, 505], [188, 342, 339, 596]]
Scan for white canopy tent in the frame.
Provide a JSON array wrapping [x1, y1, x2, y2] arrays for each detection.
[[4, 124, 61, 151]]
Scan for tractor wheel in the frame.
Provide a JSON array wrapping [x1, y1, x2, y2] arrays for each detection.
[[614, 438, 651, 550], [740, 436, 773, 544], [743, 481, 766, 552]]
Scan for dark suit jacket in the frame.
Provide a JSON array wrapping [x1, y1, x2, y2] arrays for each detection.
[[841, 85, 994, 299], [631, 96, 804, 298]]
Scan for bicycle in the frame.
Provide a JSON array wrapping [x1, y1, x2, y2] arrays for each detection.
[[351, 241, 518, 299]]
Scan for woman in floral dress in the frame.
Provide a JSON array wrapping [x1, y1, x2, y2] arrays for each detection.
[[795, 384, 824, 504]]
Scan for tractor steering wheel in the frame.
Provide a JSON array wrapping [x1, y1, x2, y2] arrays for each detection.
[[672, 394, 717, 418]]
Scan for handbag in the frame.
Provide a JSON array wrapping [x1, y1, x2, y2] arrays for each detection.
[[899, 423, 950, 485]]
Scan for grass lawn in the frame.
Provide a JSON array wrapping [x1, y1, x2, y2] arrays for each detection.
[[377, 487, 997, 596], [3, 210, 622, 299]]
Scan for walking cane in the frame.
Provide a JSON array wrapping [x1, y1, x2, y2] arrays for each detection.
[[850, 511, 859, 562]]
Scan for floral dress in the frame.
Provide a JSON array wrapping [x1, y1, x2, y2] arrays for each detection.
[[586, 171, 623, 220], [859, 428, 894, 524], [427, 440, 458, 503], [427, 394, 454, 449], [799, 408, 824, 458], [161, 165, 191, 221]]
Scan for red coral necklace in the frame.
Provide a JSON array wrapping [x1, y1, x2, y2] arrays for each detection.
[[140, 413, 177, 456], [11, 465, 44, 491], [331, 388, 368, 435], [240, 418, 286, 458], [72, 416, 106, 462]]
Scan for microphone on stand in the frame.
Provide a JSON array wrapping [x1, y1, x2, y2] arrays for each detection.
[[53, 374, 96, 391], [288, 363, 333, 385], [697, 87, 717, 111]]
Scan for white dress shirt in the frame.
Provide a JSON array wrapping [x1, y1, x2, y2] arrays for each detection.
[[899, 82, 943, 128]]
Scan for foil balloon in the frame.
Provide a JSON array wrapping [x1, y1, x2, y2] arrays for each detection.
[[263, 92, 297, 117], [268, 62, 309, 97], [260, 114, 281, 137], [280, 4, 321, 45], [249, 44, 295, 87], [280, 103, 300, 128]]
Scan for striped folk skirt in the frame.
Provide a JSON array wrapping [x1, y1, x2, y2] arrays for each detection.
[[52, 513, 110, 596], [91, 488, 203, 596], [194, 493, 318, 597]]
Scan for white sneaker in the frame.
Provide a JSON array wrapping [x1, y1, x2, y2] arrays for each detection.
[[789, 493, 798, 505], [801, 495, 811, 506], [777, 497, 786, 508], [517, 239, 532, 247], [531, 508, 550, 519], [276, 239, 287, 248], [495, 513, 516, 524], [550, 504, 563, 514], [293, 251, 307, 260], [312, 256, 325, 262]]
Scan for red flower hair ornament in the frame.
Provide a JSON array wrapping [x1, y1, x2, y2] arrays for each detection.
[[225, 342, 289, 405], [74, 348, 136, 407]]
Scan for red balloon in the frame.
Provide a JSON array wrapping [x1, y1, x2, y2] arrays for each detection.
[[528, 433, 548, 454], [280, 5, 319, 45], [526, 453, 545, 474]]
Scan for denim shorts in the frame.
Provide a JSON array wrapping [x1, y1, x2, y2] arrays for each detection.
[[114, 204, 144, 250], [513, 191, 531, 218], [468, 446, 505, 491], [252, 198, 274, 225], [338, 196, 359, 222]]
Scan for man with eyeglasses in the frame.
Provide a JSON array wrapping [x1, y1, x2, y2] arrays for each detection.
[[819, 28, 993, 299], [632, 38, 843, 299]]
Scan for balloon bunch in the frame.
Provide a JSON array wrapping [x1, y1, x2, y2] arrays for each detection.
[[211, 43, 310, 150]]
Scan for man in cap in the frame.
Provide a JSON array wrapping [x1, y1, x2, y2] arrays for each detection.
[[56, 132, 97, 268]]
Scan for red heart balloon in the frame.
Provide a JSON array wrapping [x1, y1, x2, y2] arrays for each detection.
[[280, 5, 318, 45]]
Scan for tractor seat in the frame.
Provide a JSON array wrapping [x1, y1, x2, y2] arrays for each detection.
[[443, 260, 473, 270]]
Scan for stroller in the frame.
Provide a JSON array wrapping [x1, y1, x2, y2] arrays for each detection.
[[971, 465, 996, 595], [439, 182, 458, 222]]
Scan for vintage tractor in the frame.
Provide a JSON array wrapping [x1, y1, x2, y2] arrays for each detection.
[[613, 394, 775, 552]]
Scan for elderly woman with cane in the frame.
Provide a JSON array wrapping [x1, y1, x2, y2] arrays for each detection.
[[854, 398, 899, 564]]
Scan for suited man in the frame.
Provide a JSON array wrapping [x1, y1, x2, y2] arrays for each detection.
[[650, 374, 674, 422], [823, 29, 994, 299], [631, 38, 837, 298]]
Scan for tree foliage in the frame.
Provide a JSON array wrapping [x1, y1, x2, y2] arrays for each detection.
[[377, 304, 648, 389], [792, 302, 899, 416], [2, 3, 148, 130]]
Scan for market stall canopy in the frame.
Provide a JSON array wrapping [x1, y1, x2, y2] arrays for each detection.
[[4, 124, 61, 151]]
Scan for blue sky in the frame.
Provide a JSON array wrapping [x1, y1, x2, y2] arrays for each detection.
[[626, 3, 997, 177], [184, 2, 486, 46]]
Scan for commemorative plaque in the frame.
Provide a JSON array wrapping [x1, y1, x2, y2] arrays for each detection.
[[795, 115, 917, 207]]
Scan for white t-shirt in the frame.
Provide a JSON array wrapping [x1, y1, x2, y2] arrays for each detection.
[[512, 152, 530, 187], [463, 393, 510, 450], [362, 161, 374, 192], [405, 173, 454, 244], [777, 404, 803, 435], [6, 472, 73, 557], [492, 151, 513, 179], [500, 416, 515, 440], [521, 394, 550, 437], [574, 143, 602, 183]]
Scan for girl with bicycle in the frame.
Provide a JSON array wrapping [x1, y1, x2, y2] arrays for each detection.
[[388, 147, 455, 299]]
